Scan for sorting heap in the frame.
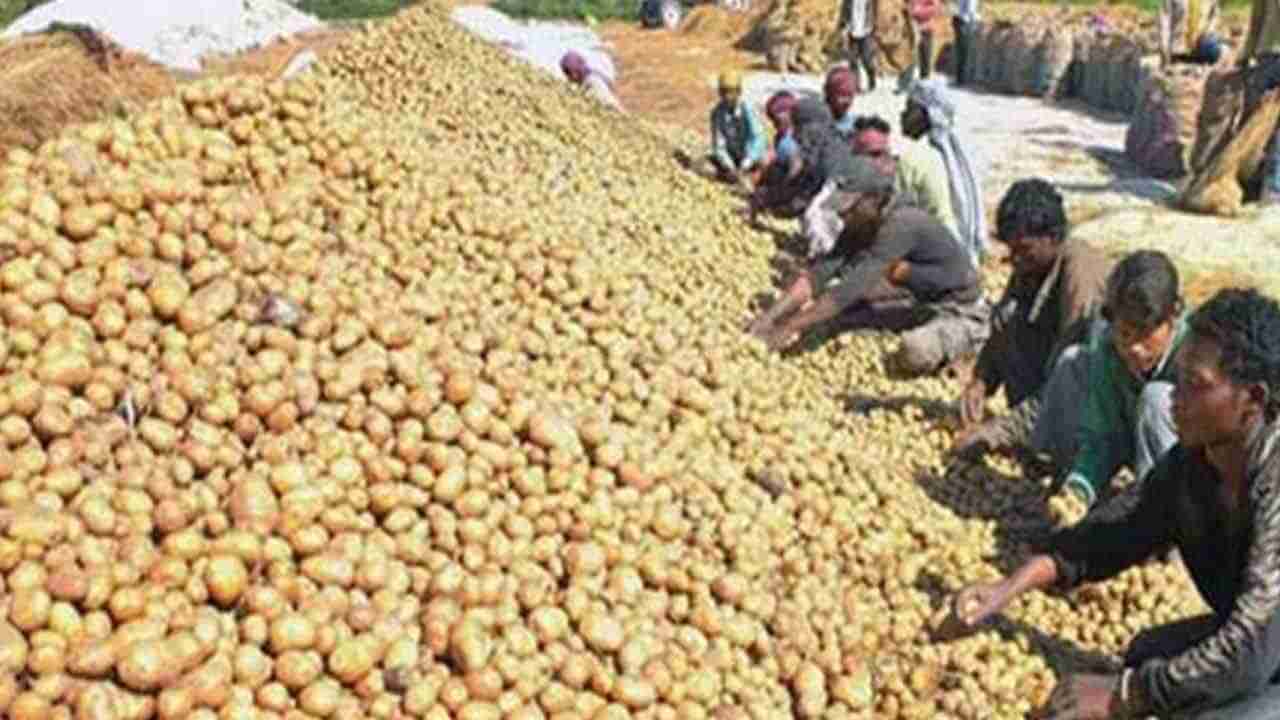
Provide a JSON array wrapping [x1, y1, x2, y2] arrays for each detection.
[[0, 3, 1206, 719]]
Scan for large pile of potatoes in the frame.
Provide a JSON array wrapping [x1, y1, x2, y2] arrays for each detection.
[[0, 3, 1207, 718]]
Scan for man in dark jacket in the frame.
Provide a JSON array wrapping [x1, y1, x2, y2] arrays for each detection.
[[747, 156, 989, 376], [955, 179, 1111, 460], [951, 287, 1280, 720]]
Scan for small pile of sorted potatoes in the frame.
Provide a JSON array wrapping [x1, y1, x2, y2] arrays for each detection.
[[0, 3, 1206, 718]]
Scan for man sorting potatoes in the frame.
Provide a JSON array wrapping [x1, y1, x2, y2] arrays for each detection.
[[959, 243, 1186, 521], [954, 180, 1112, 465], [949, 287, 1280, 720], [747, 156, 989, 377]]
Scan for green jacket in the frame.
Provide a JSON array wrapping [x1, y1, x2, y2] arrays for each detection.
[[1063, 314, 1189, 505]]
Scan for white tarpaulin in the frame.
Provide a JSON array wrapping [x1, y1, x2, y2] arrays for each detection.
[[451, 6, 616, 83], [2, 0, 325, 74]]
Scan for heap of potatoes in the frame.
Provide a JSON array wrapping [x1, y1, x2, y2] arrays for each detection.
[[0, 3, 1208, 718]]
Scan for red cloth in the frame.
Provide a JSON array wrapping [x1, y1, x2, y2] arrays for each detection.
[[853, 129, 890, 155], [908, 0, 939, 24], [765, 91, 797, 121]]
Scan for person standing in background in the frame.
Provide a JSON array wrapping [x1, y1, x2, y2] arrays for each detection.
[[1239, 0, 1280, 206], [839, 0, 880, 92], [900, 0, 941, 90], [951, 0, 980, 85]]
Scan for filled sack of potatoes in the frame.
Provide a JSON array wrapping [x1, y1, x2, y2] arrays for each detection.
[[1124, 61, 1214, 178], [1181, 87, 1280, 216]]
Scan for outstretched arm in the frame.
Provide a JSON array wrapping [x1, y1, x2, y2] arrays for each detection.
[[748, 272, 816, 340]]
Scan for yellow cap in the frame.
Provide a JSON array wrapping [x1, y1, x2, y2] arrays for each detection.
[[718, 70, 742, 91]]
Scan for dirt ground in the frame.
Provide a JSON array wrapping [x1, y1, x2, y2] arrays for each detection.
[[602, 6, 765, 134]]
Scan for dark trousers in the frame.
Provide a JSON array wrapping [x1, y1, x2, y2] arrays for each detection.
[[951, 17, 974, 85], [918, 27, 934, 79], [848, 35, 877, 91], [1125, 615, 1280, 719]]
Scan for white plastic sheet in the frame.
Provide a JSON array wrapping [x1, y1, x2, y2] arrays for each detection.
[[451, 6, 617, 84]]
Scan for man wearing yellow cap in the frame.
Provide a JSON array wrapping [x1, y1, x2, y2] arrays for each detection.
[[708, 70, 768, 193]]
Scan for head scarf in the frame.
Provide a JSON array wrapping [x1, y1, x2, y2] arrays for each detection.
[[560, 51, 588, 81], [765, 91, 797, 122], [824, 67, 857, 99], [853, 126, 890, 155], [907, 79, 986, 267]]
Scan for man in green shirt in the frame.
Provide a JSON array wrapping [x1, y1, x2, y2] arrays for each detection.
[[1056, 250, 1187, 511], [1240, 0, 1280, 205], [950, 287, 1280, 720]]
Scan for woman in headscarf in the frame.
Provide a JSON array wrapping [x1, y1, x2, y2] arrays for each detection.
[[560, 51, 625, 112], [900, 79, 986, 268], [746, 91, 810, 220]]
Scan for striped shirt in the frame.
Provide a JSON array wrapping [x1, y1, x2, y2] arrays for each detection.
[[1045, 421, 1280, 716]]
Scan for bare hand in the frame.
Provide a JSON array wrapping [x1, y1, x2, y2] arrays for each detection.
[[763, 325, 801, 352], [949, 424, 989, 462], [959, 378, 987, 427], [747, 314, 773, 338], [1042, 674, 1119, 720], [887, 260, 911, 286], [951, 579, 1014, 627]]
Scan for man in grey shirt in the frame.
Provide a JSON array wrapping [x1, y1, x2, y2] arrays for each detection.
[[748, 157, 989, 376], [839, 0, 880, 91]]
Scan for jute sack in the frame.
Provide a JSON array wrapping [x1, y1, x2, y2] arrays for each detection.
[[983, 23, 1013, 90], [964, 22, 985, 84], [1103, 38, 1141, 113], [1187, 64, 1274, 176], [1031, 25, 1075, 98], [1066, 30, 1094, 99], [1181, 88, 1280, 217], [998, 25, 1029, 92], [1125, 62, 1211, 178], [1002, 25, 1034, 94], [1079, 35, 1112, 108]]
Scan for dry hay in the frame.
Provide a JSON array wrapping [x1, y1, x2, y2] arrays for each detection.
[[0, 29, 175, 155], [680, 5, 760, 41]]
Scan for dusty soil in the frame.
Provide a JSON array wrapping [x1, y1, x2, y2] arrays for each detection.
[[603, 6, 765, 134]]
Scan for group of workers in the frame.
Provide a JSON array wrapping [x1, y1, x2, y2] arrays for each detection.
[[706, 13, 1280, 718], [547, 0, 1280, 715]]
